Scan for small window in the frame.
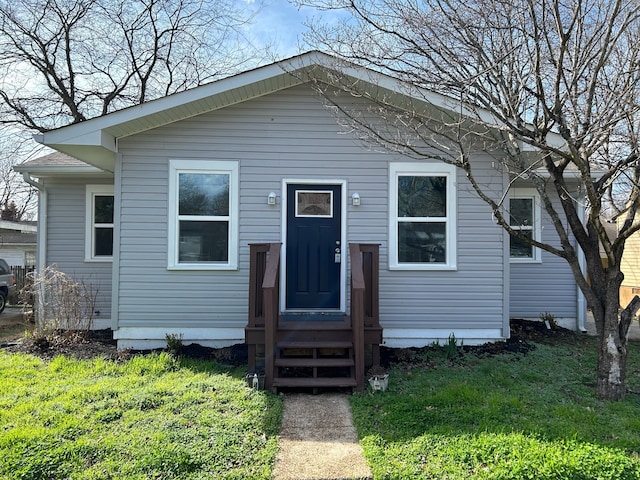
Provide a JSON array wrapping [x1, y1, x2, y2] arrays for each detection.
[[168, 160, 239, 270], [390, 162, 457, 270], [509, 189, 541, 262], [85, 185, 114, 262], [296, 190, 333, 217]]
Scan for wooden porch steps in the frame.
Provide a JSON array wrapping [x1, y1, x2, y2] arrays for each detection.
[[275, 358, 355, 368], [246, 243, 382, 392], [277, 340, 352, 349], [272, 377, 358, 388], [273, 336, 357, 392]]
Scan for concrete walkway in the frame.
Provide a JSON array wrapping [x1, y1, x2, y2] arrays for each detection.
[[585, 310, 640, 340], [272, 393, 372, 480]]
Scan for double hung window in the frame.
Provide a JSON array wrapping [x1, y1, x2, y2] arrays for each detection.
[[85, 185, 114, 261], [509, 189, 541, 262], [168, 160, 239, 270], [390, 163, 457, 269]]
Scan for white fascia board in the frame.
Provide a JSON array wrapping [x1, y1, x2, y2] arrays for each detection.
[[14, 165, 111, 176], [525, 166, 607, 180], [13, 161, 108, 176], [0, 220, 37, 232], [309, 54, 563, 150], [37, 55, 319, 147], [31, 50, 553, 166], [41, 128, 116, 151], [36, 129, 117, 172]]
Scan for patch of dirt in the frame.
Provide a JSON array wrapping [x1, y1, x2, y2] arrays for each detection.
[[379, 318, 580, 369], [2, 330, 123, 361], [0, 318, 579, 368], [0, 308, 33, 343], [509, 317, 578, 344], [1, 330, 251, 365]]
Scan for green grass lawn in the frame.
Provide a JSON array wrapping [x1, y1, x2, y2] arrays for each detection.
[[0, 352, 282, 480], [2, 328, 640, 479], [350, 333, 640, 479]]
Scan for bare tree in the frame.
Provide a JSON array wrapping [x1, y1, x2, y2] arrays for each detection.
[[297, 0, 640, 400], [0, 0, 264, 132], [0, 131, 38, 220]]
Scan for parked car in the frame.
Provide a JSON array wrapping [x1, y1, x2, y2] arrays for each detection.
[[0, 259, 16, 313]]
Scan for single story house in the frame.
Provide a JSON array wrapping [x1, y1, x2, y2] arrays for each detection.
[[0, 219, 37, 267], [15, 52, 585, 390]]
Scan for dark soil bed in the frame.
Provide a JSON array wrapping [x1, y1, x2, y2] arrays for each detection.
[[379, 318, 579, 368], [2, 319, 580, 368]]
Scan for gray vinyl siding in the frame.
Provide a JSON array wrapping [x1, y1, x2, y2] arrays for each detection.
[[510, 207, 577, 320], [381, 156, 506, 334], [43, 177, 113, 322], [115, 84, 506, 339]]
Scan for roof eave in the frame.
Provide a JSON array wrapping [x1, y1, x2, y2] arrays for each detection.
[[13, 162, 111, 177], [33, 53, 330, 166]]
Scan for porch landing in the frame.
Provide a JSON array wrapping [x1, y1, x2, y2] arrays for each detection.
[[272, 393, 372, 480]]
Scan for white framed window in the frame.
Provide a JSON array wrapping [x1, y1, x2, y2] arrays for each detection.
[[85, 185, 114, 262], [389, 162, 457, 270], [168, 159, 239, 270], [509, 188, 541, 262]]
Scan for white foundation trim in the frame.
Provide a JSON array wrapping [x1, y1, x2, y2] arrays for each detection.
[[114, 327, 244, 350], [382, 328, 505, 348]]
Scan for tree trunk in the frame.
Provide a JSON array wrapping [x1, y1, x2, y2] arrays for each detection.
[[595, 303, 628, 401], [591, 272, 638, 401]]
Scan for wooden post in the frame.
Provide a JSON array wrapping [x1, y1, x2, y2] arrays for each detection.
[[248, 244, 269, 328], [262, 243, 281, 391], [349, 243, 366, 392]]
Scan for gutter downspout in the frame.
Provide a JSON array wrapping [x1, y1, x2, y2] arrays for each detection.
[[22, 172, 47, 324]]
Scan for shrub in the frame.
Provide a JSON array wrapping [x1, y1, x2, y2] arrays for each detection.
[[21, 266, 97, 345]]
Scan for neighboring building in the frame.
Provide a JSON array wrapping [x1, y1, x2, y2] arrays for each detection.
[[14, 52, 585, 370], [0, 220, 36, 267], [594, 218, 640, 308], [615, 219, 640, 308]]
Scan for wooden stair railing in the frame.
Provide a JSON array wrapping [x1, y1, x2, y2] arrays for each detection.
[[349, 243, 366, 391], [262, 243, 281, 392], [247, 243, 281, 391], [247, 242, 380, 393], [349, 243, 381, 391], [359, 243, 381, 367]]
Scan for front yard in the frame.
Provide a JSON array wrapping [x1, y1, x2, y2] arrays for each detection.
[[0, 352, 282, 479], [353, 326, 640, 479], [1, 321, 640, 479]]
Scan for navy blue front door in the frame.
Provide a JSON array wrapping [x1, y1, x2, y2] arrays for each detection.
[[286, 184, 342, 309]]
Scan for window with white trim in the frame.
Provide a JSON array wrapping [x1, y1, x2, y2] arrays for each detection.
[[85, 185, 114, 261], [509, 188, 541, 262], [168, 160, 239, 270], [390, 162, 457, 269]]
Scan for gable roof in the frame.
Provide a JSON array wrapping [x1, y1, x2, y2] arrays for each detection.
[[0, 231, 37, 245], [28, 51, 565, 174], [13, 151, 103, 176]]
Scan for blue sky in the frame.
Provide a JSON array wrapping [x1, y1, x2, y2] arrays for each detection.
[[247, 0, 346, 58], [249, 0, 309, 56]]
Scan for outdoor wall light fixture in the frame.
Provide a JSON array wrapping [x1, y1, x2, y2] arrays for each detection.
[[267, 192, 277, 205], [352, 193, 361, 206]]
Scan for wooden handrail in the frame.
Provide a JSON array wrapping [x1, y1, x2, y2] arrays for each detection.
[[250, 242, 377, 393], [248, 244, 269, 327], [349, 243, 366, 391], [359, 244, 380, 326], [350, 243, 366, 290], [262, 243, 281, 391], [262, 243, 281, 290]]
